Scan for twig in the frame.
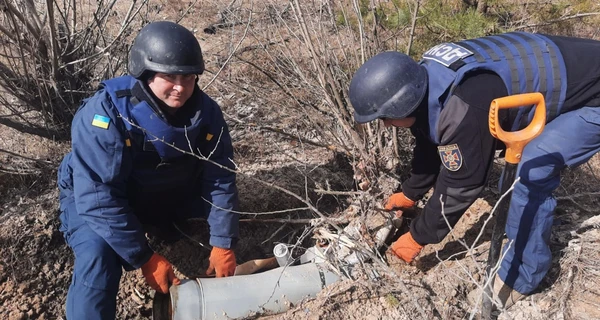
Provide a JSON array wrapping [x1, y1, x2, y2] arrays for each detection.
[[556, 192, 600, 213], [203, 1, 253, 90], [225, 115, 342, 152], [3, 0, 41, 38], [241, 217, 349, 224], [556, 191, 600, 200], [517, 12, 600, 29], [201, 198, 311, 216], [260, 223, 288, 245], [396, 0, 421, 161], [60, 0, 148, 69], [351, 0, 365, 64], [406, 0, 420, 56], [176, 0, 200, 23], [45, 0, 60, 79], [470, 178, 520, 251], [314, 189, 363, 196], [585, 162, 600, 182], [171, 222, 211, 251], [290, 0, 370, 163], [0, 167, 42, 175], [0, 148, 54, 164]]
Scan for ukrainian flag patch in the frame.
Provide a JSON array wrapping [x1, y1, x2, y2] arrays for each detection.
[[92, 114, 110, 129]]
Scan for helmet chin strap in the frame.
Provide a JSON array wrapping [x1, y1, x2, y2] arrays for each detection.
[[135, 81, 170, 121]]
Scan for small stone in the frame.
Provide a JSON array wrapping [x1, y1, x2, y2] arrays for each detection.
[[131, 293, 144, 305]]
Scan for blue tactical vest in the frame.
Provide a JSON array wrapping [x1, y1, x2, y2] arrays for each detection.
[[421, 32, 567, 144], [100, 76, 207, 193]]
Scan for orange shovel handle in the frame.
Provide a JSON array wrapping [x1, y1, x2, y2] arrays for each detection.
[[489, 92, 546, 164]]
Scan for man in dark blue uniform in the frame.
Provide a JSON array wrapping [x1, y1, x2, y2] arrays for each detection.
[[348, 32, 600, 308], [57, 21, 239, 319]]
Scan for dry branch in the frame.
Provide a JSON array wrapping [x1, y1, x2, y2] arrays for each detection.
[[0, 0, 148, 138], [203, 1, 253, 90], [0, 148, 54, 165], [240, 217, 350, 224], [518, 12, 600, 29]]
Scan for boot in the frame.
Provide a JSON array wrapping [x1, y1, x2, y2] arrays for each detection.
[[468, 275, 525, 310], [493, 275, 524, 309]]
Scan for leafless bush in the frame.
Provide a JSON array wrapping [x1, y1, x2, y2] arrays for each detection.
[[0, 0, 149, 139], [202, 1, 424, 208]]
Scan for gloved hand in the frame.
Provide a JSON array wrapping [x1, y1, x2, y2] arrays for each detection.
[[206, 247, 236, 277], [384, 192, 415, 211], [390, 231, 424, 263], [141, 253, 181, 293]]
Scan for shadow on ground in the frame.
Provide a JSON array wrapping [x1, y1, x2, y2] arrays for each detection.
[[157, 151, 355, 279]]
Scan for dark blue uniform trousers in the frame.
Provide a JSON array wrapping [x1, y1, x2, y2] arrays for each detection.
[[499, 106, 600, 294], [59, 191, 206, 319], [59, 194, 122, 320]]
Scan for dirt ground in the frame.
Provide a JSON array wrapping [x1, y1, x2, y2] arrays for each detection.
[[2, 1, 600, 320], [2, 126, 600, 320]]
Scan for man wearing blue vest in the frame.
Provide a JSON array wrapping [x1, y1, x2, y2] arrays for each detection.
[[57, 21, 239, 319], [348, 32, 600, 308]]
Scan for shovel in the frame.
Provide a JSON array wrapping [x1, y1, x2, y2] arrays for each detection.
[[481, 92, 546, 318]]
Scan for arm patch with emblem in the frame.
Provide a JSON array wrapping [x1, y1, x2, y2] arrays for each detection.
[[438, 144, 463, 171]]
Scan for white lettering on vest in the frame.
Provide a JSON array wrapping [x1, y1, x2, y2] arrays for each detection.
[[423, 43, 474, 67]]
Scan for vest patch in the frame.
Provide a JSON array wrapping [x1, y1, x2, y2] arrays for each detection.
[[91, 114, 110, 129], [438, 144, 463, 171], [423, 43, 473, 67]]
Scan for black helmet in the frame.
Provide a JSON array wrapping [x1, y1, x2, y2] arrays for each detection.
[[348, 51, 427, 123], [128, 21, 205, 79]]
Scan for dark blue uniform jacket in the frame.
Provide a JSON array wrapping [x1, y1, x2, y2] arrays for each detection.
[[58, 75, 239, 268], [401, 33, 600, 245]]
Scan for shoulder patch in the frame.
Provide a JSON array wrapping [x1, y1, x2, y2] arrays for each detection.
[[91, 114, 110, 129], [423, 43, 473, 67], [438, 144, 463, 171]]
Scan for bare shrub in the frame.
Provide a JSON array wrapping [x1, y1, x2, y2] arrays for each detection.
[[0, 0, 149, 139]]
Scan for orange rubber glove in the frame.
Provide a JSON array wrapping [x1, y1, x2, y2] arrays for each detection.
[[384, 192, 415, 211], [390, 232, 424, 263], [206, 247, 236, 277], [141, 253, 181, 293]]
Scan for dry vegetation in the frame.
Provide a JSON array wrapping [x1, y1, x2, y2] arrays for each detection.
[[1, 0, 600, 319]]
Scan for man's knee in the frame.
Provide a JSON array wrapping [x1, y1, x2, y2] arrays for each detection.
[[67, 236, 122, 320], [72, 235, 123, 292], [518, 141, 565, 189]]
